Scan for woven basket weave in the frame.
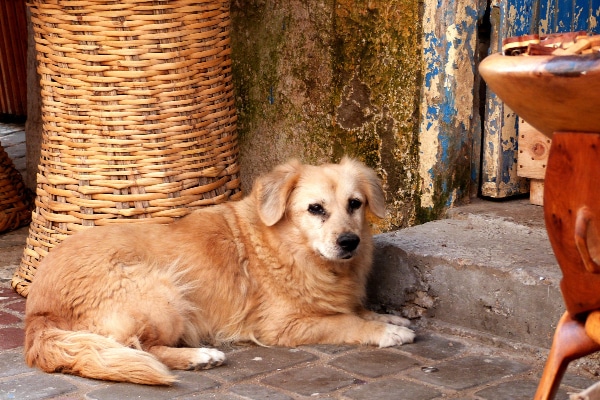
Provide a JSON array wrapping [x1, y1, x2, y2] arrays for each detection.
[[12, 0, 241, 296], [0, 144, 32, 233]]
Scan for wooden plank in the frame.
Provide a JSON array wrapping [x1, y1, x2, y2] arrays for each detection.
[[518, 120, 551, 180], [573, 0, 589, 32], [590, 0, 600, 33], [481, 0, 531, 198], [537, 0, 552, 34], [0, 2, 10, 114], [556, 0, 574, 31], [481, 0, 600, 198], [0, 0, 27, 117], [419, 0, 487, 209], [537, 0, 600, 34], [492, 116, 550, 207], [529, 179, 545, 206], [7, 0, 27, 116]]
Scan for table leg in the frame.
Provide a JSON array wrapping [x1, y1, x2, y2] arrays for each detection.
[[534, 312, 600, 400]]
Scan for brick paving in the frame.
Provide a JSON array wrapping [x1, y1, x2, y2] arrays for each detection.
[[0, 124, 598, 399], [0, 122, 27, 182], [1, 275, 595, 400]]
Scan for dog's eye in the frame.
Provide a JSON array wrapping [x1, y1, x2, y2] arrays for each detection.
[[348, 198, 362, 211], [308, 203, 326, 216]]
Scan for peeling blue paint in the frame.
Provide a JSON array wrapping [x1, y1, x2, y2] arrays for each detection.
[[483, 0, 600, 198], [268, 86, 275, 105], [423, 33, 441, 89], [539, 0, 600, 34], [419, 0, 486, 215], [439, 130, 450, 164]]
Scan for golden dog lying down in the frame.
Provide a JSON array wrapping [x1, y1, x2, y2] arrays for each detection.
[[24, 157, 415, 385]]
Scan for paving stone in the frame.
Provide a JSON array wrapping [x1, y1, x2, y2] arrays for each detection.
[[230, 383, 294, 400], [399, 332, 466, 360], [560, 371, 599, 391], [329, 349, 419, 378], [0, 124, 24, 135], [206, 347, 315, 382], [0, 349, 33, 378], [0, 327, 25, 350], [10, 157, 26, 176], [343, 378, 441, 400], [0, 132, 25, 148], [86, 371, 219, 400], [0, 311, 20, 325], [4, 142, 25, 159], [474, 379, 570, 400], [63, 373, 111, 388], [0, 287, 22, 300], [6, 301, 25, 314], [405, 355, 531, 390], [176, 394, 239, 400], [0, 372, 77, 399], [304, 344, 357, 355], [261, 365, 358, 396]]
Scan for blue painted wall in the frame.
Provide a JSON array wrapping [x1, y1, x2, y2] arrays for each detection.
[[481, 0, 600, 198]]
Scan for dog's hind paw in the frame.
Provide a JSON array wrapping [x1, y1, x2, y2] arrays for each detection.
[[378, 324, 416, 348], [188, 348, 226, 370]]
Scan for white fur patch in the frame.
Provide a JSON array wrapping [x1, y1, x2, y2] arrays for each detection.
[[378, 324, 416, 348], [190, 348, 226, 370]]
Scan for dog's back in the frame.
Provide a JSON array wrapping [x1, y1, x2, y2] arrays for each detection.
[[24, 210, 244, 384]]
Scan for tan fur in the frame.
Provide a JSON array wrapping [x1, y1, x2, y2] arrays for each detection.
[[24, 157, 415, 385]]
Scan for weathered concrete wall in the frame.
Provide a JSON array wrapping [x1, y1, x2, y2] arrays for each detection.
[[231, 0, 423, 230], [231, 0, 487, 230], [368, 204, 563, 348]]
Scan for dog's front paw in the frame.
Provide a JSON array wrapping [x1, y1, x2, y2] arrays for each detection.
[[378, 324, 415, 348], [377, 314, 411, 327], [188, 348, 226, 370], [362, 311, 411, 327]]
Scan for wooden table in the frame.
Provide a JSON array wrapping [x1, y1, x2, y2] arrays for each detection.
[[534, 132, 600, 400]]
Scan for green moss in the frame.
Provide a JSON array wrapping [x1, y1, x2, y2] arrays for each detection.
[[330, 0, 422, 230], [415, 137, 472, 224], [230, 0, 423, 231], [230, 0, 287, 140]]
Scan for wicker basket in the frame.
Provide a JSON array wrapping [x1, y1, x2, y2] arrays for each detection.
[[12, 0, 241, 296], [0, 144, 32, 233]]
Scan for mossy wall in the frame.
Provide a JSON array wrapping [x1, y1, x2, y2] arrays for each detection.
[[230, 0, 483, 231]]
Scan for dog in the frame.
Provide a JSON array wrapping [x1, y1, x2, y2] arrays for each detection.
[[24, 157, 415, 385]]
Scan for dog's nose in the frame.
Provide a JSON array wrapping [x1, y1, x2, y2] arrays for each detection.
[[337, 233, 360, 252]]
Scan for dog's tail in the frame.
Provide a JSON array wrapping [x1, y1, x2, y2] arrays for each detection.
[[25, 314, 176, 385]]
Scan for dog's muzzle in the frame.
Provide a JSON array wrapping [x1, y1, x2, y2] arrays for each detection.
[[337, 232, 360, 259]]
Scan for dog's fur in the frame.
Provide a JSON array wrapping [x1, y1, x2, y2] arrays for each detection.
[[24, 157, 415, 385]]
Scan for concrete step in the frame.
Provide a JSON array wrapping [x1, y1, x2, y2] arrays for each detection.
[[368, 198, 564, 352]]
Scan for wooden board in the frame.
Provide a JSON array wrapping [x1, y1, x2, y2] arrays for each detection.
[[529, 179, 545, 206], [518, 120, 552, 180], [517, 120, 552, 206]]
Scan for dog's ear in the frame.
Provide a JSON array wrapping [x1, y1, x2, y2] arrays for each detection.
[[254, 160, 301, 226], [341, 157, 386, 219]]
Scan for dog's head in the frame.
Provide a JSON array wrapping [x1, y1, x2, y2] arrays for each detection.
[[254, 157, 385, 261]]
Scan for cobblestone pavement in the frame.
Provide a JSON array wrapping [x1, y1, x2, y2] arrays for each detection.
[[1, 124, 597, 399], [0, 267, 596, 400], [0, 122, 27, 182]]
